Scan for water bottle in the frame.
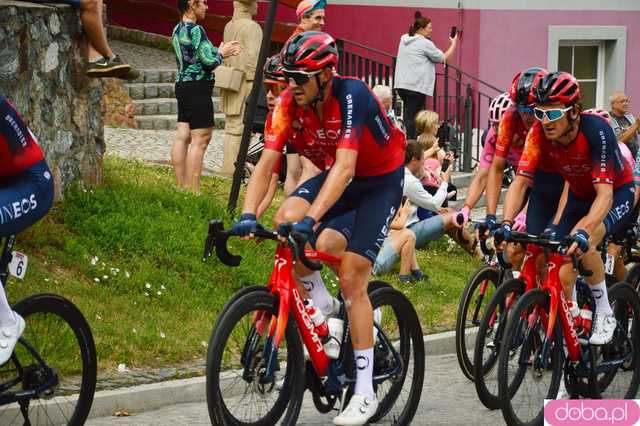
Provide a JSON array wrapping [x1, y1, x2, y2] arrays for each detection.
[[579, 305, 593, 335], [324, 317, 344, 359], [305, 300, 329, 340]]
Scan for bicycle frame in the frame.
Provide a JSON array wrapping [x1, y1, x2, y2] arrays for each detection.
[[260, 243, 341, 379], [539, 252, 581, 364]]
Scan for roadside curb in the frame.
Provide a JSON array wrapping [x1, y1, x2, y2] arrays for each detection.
[[88, 328, 473, 420]]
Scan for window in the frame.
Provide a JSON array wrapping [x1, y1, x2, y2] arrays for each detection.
[[557, 42, 605, 109]]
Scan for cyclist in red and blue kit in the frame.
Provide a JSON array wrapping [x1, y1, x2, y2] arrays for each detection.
[[0, 95, 54, 365], [232, 31, 405, 425], [499, 71, 633, 346]]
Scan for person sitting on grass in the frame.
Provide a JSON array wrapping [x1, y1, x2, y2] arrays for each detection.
[[372, 195, 426, 283]]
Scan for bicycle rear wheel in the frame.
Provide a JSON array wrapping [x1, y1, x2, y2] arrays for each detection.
[[455, 266, 500, 381], [498, 289, 563, 426], [473, 278, 524, 410], [596, 282, 640, 399], [344, 286, 425, 425], [0, 294, 97, 426], [206, 289, 305, 426]]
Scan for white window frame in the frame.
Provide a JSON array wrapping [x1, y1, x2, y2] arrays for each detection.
[[558, 40, 605, 108], [547, 26, 627, 110]]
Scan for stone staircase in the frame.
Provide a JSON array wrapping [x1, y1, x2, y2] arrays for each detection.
[[124, 69, 224, 130], [448, 172, 506, 221]]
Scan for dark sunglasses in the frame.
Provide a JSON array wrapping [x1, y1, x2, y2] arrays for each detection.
[[282, 69, 321, 86], [533, 106, 573, 122], [516, 105, 534, 115]]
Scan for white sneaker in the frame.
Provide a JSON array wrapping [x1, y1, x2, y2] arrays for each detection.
[[0, 314, 25, 365], [589, 312, 617, 345], [333, 394, 378, 426]]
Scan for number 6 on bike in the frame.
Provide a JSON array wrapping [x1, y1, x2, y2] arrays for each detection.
[[8, 251, 27, 279]]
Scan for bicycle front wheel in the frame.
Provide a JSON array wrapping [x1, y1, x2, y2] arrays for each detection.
[[455, 266, 500, 381], [0, 293, 97, 426], [498, 288, 563, 426], [206, 289, 305, 426], [473, 278, 525, 410]]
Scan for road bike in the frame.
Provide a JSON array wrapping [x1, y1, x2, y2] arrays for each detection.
[[203, 220, 425, 425], [0, 235, 97, 425]]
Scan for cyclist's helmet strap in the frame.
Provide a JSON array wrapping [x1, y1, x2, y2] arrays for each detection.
[[281, 31, 339, 72], [534, 71, 581, 106], [509, 67, 549, 106]]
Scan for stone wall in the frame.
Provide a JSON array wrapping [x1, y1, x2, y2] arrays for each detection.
[[0, 1, 104, 199]]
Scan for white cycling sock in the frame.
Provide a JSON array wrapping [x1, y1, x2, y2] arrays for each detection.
[[591, 280, 613, 316], [353, 347, 375, 399], [299, 271, 333, 315], [0, 286, 16, 327], [572, 285, 577, 303]]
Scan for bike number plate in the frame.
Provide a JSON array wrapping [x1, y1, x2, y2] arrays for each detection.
[[605, 253, 615, 276], [8, 251, 28, 280]]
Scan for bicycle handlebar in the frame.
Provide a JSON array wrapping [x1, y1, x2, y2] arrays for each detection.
[[505, 231, 592, 277], [203, 220, 323, 271]]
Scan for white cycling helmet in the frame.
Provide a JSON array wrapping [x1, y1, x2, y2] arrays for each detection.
[[488, 92, 512, 123], [583, 108, 612, 124]]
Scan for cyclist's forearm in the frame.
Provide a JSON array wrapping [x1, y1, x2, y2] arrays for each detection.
[[552, 182, 569, 226], [485, 158, 505, 215], [502, 176, 530, 222], [242, 150, 280, 215], [256, 173, 279, 219], [464, 167, 488, 210]]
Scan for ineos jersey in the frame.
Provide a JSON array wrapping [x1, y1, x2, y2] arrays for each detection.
[[0, 96, 44, 179], [265, 76, 405, 177], [517, 113, 632, 201]]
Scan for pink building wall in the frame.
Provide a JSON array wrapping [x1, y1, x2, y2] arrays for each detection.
[[110, 2, 639, 112], [477, 9, 640, 106]]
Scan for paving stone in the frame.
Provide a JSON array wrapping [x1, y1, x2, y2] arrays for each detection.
[[127, 84, 144, 100], [157, 84, 173, 98], [144, 85, 158, 98]]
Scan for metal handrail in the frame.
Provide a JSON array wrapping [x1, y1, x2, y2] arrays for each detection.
[[337, 38, 396, 60]]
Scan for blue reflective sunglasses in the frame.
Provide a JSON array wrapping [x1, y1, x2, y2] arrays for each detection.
[[533, 106, 573, 122], [516, 105, 534, 115]]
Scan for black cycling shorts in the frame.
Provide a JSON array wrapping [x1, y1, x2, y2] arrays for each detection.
[[291, 166, 404, 264], [175, 79, 214, 130]]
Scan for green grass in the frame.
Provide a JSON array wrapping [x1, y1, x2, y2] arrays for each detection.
[[7, 157, 481, 372]]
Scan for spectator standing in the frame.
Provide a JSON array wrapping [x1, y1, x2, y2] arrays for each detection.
[[609, 91, 640, 158], [394, 11, 457, 138], [220, 0, 263, 177], [171, 0, 241, 193]]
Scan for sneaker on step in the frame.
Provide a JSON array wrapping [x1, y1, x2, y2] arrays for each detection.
[[333, 394, 378, 426], [86, 55, 131, 78], [589, 312, 617, 345], [0, 313, 25, 366]]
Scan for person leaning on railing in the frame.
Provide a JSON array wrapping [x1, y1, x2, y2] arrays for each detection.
[[393, 10, 458, 139]]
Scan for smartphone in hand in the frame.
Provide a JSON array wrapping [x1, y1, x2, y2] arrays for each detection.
[[441, 159, 450, 171], [450, 26, 457, 38]]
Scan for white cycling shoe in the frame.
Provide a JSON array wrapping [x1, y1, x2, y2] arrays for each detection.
[[589, 312, 617, 345], [333, 394, 378, 426], [0, 314, 25, 366]]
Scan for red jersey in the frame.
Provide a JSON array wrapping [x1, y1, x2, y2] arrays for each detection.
[[495, 106, 527, 161], [265, 76, 405, 177], [0, 96, 45, 178], [517, 113, 633, 200]]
